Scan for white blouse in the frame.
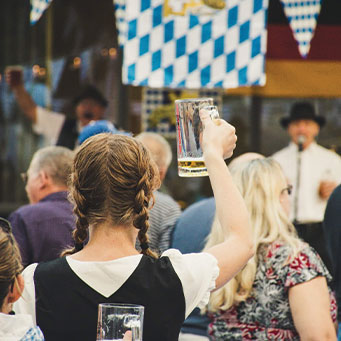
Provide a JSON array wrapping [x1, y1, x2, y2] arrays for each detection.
[[14, 249, 219, 325], [0, 313, 36, 340]]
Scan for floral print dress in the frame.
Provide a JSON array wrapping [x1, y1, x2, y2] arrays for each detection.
[[208, 242, 337, 340]]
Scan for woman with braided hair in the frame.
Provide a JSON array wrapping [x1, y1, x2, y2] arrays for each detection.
[[14, 111, 254, 341]]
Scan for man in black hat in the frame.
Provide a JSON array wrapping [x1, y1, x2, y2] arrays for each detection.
[[273, 102, 341, 271], [6, 69, 107, 149]]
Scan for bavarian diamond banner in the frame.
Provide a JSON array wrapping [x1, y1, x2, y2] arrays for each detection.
[[120, 0, 269, 89], [30, 0, 53, 25], [280, 0, 322, 58]]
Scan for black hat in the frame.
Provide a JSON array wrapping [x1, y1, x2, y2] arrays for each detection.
[[72, 85, 108, 107], [280, 102, 325, 128]]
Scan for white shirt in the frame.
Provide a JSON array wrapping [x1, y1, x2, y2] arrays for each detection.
[[14, 249, 219, 324], [32, 106, 66, 146], [273, 141, 341, 223], [0, 313, 36, 340]]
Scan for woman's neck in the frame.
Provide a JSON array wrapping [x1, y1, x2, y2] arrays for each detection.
[[71, 223, 139, 261]]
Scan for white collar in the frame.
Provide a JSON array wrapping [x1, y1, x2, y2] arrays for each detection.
[[66, 254, 143, 298], [0, 313, 35, 340]]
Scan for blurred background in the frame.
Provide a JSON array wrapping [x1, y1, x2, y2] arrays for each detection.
[[0, 0, 340, 216]]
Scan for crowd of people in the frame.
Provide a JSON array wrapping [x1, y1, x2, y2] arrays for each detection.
[[1, 72, 341, 340]]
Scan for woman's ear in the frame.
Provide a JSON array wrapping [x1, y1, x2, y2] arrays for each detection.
[[8, 274, 25, 304]]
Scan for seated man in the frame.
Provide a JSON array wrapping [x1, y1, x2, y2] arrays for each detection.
[[8, 146, 75, 267]]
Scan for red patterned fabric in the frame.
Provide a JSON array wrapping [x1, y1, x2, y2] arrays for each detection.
[[209, 242, 337, 340]]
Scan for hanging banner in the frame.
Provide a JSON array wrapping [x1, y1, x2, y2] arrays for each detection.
[[114, 0, 127, 48], [30, 0, 53, 25], [280, 0, 322, 58], [119, 0, 269, 89]]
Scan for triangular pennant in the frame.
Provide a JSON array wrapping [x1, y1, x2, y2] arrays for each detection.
[[280, 0, 322, 58], [30, 0, 53, 25]]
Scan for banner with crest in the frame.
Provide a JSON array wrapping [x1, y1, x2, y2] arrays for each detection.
[[118, 0, 269, 89]]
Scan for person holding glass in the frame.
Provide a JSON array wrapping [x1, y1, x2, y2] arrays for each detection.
[[14, 111, 254, 340], [6, 67, 108, 148], [204, 158, 337, 340]]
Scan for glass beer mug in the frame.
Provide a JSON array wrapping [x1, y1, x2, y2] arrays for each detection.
[[96, 303, 144, 341], [175, 98, 219, 177]]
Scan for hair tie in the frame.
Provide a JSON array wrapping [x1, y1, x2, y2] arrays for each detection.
[[140, 242, 149, 250], [75, 242, 84, 252]]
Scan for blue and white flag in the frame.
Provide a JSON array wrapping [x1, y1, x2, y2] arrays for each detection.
[[114, 0, 127, 48], [30, 0, 52, 25], [280, 0, 322, 58], [119, 0, 269, 89]]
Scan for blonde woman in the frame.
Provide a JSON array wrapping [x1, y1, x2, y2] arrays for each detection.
[[205, 158, 337, 340]]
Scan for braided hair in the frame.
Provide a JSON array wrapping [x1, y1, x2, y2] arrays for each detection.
[[62, 133, 160, 257]]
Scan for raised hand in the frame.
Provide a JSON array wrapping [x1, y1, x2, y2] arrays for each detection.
[[199, 108, 237, 160], [5, 67, 23, 89]]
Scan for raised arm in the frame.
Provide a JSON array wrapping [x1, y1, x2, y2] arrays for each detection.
[[200, 111, 254, 289], [5, 69, 38, 123]]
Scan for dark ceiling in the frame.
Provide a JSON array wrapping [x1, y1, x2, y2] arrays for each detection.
[[0, 0, 117, 71]]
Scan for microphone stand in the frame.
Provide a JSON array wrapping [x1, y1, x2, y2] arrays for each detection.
[[293, 140, 304, 223]]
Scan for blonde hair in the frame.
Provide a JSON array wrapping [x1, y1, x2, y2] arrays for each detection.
[[0, 219, 23, 309], [205, 158, 301, 312], [62, 133, 161, 258]]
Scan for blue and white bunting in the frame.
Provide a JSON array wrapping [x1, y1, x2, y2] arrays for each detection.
[[280, 0, 322, 58], [30, 0, 52, 25], [119, 0, 269, 89]]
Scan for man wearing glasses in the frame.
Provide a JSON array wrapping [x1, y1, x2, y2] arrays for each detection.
[[8, 146, 75, 267], [273, 102, 341, 272]]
